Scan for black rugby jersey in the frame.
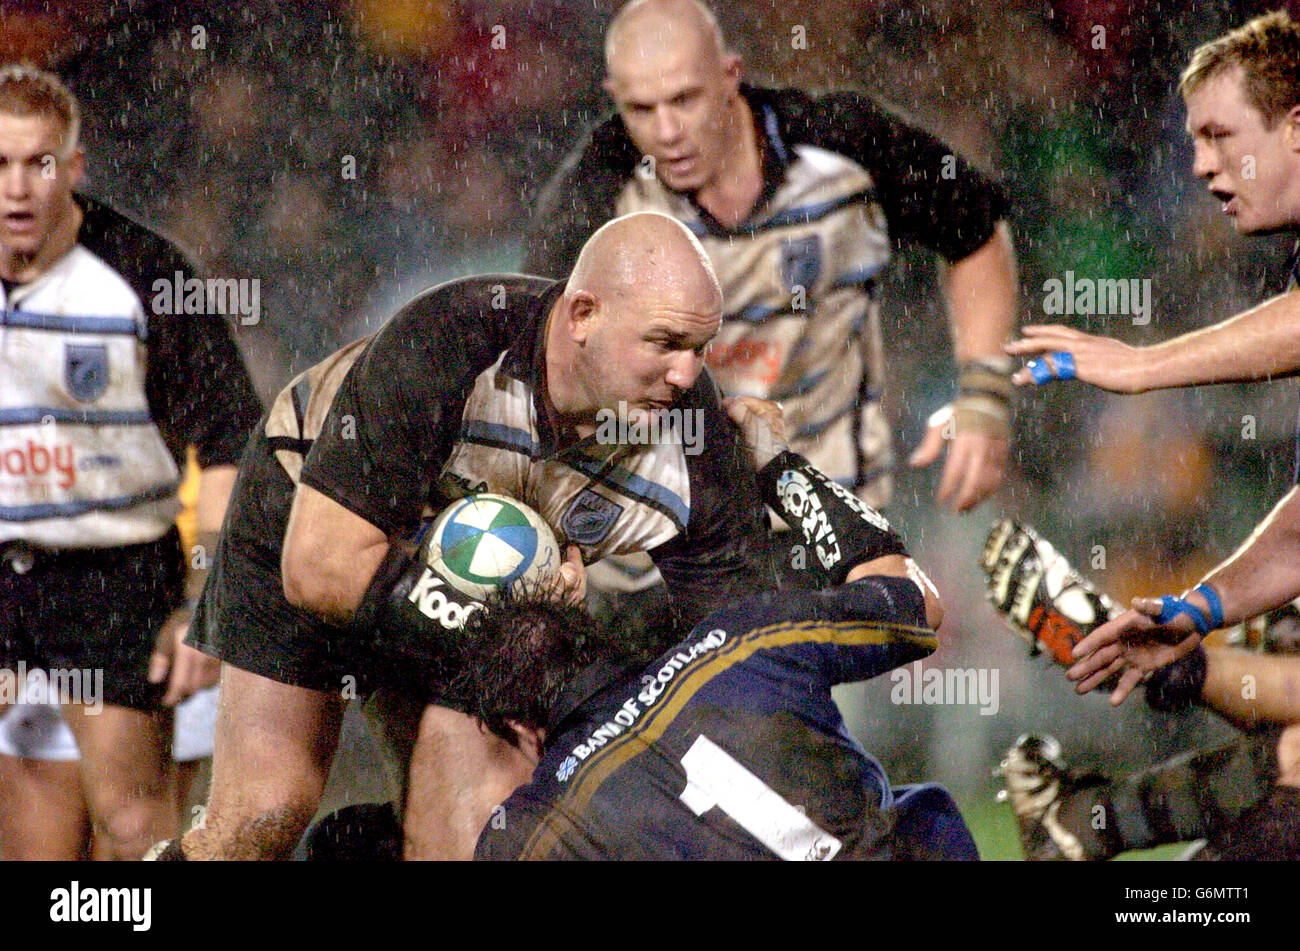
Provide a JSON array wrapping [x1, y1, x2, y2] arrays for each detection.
[[300, 275, 775, 630], [475, 574, 977, 861]]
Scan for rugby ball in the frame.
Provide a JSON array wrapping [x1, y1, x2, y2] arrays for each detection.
[[425, 494, 562, 600]]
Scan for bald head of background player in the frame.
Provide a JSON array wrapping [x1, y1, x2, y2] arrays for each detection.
[[547, 211, 722, 434], [602, 0, 754, 212]]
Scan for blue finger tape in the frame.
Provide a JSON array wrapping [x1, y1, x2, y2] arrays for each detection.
[[1027, 360, 1055, 384], [1052, 351, 1076, 381]]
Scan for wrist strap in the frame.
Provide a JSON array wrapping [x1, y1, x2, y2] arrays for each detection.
[[1192, 583, 1224, 629]]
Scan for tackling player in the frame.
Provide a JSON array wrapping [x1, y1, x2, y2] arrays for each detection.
[[464, 399, 976, 860]]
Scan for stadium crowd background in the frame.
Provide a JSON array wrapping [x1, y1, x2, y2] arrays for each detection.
[[4, 0, 1298, 857]]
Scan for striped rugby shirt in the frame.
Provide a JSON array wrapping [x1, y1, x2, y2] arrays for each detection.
[[0, 196, 259, 549], [525, 85, 1007, 508], [300, 275, 774, 630]]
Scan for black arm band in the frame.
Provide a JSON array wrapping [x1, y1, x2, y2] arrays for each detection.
[[757, 450, 909, 587], [1144, 645, 1208, 713]]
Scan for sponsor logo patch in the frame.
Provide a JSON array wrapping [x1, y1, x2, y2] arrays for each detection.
[[65, 344, 109, 402], [561, 488, 623, 546], [780, 235, 822, 293]]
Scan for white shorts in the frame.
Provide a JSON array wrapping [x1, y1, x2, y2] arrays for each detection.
[[0, 670, 218, 763]]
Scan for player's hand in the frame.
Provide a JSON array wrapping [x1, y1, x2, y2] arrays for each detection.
[[908, 405, 1007, 513], [149, 605, 219, 707], [1066, 598, 1203, 706], [722, 396, 787, 470], [550, 544, 587, 606], [1004, 326, 1148, 393]]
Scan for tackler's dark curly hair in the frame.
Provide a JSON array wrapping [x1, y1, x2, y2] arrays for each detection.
[[451, 587, 631, 745]]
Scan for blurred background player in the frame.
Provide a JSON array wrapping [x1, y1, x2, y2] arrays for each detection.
[[0, 66, 260, 860], [527, 0, 1019, 515], [467, 398, 976, 860]]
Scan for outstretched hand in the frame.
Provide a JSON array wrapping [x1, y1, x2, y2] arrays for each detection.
[[1066, 597, 1202, 705], [723, 396, 787, 470], [1004, 326, 1147, 393]]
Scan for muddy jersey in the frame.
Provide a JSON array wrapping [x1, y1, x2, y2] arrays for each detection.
[[300, 275, 774, 629], [0, 196, 259, 548], [475, 575, 977, 861], [525, 85, 1006, 507]]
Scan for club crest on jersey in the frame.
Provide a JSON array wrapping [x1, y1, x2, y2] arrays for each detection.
[[780, 235, 822, 293], [65, 344, 109, 403], [561, 488, 623, 547]]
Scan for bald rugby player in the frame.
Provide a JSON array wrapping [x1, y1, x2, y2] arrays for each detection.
[[527, 0, 1020, 515], [174, 213, 778, 860]]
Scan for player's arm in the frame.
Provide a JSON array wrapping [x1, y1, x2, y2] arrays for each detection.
[[725, 396, 942, 629], [1006, 289, 1300, 392], [793, 90, 1017, 512], [1070, 486, 1300, 704], [910, 221, 1019, 511], [1201, 648, 1300, 730], [280, 299, 461, 625], [282, 483, 390, 625]]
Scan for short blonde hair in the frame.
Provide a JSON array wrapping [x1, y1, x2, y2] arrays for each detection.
[[1180, 10, 1300, 127], [0, 64, 80, 154]]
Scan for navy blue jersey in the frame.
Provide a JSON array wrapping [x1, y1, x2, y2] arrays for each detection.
[[476, 574, 977, 861]]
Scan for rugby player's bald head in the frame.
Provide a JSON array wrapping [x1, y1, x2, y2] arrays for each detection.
[[567, 211, 721, 318], [545, 212, 721, 427], [605, 0, 727, 73]]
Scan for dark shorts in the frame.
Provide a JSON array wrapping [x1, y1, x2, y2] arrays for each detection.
[[188, 424, 365, 695], [0, 528, 185, 712]]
